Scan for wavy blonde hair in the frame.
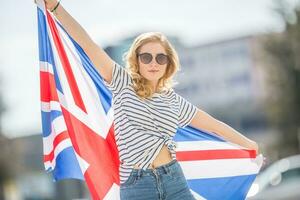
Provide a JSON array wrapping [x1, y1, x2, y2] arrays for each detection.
[[123, 32, 180, 99]]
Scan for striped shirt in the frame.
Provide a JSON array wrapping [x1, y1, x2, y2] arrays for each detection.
[[104, 63, 198, 184]]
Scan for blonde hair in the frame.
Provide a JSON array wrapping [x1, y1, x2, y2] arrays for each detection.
[[123, 32, 180, 99]]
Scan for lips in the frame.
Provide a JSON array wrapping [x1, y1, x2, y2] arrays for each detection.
[[148, 70, 159, 72]]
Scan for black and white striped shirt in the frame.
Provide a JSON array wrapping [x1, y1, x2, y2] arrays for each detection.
[[104, 63, 198, 184]]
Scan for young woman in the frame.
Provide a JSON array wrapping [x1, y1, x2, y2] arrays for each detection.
[[43, 1, 259, 199]]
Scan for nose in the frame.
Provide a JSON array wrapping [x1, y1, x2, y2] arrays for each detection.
[[149, 58, 158, 67]]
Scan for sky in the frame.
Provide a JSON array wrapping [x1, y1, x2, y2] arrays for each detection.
[[0, 0, 285, 138]]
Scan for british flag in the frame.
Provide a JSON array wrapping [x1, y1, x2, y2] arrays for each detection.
[[36, 1, 263, 199]]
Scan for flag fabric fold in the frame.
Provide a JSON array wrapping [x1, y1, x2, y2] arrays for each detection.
[[36, 1, 263, 199]]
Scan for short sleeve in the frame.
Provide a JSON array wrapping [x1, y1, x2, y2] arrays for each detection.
[[103, 63, 132, 95], [175, 92, 198, 128]]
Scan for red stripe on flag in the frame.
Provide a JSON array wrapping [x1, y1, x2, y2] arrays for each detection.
[[44, 131, 70, 162], [40, 71, 59, 102], [46, 11, 87, 113], [176, 149, 256, 161]]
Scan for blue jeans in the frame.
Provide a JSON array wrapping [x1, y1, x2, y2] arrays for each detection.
[[120, 159, 196, 200]]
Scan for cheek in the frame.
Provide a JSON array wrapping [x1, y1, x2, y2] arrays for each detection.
[[138, 64, 147, 76]]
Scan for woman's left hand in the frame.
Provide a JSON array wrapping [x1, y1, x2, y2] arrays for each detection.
[[248, 141, 259, 156]]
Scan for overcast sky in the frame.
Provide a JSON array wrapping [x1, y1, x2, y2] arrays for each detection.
[[0, 0, 286, 138]]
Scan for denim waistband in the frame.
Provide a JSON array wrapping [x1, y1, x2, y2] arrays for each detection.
[[131, 159, 178, 177]]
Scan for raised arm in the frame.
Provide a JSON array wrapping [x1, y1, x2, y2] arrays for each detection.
[[189, 109, 259, 154], [44, 0, 114, 84]]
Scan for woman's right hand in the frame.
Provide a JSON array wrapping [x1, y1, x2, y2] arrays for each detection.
[[34, 0, 58, 11], [44, 0, 59, 11]]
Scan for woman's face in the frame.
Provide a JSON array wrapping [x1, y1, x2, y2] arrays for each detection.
[[137, 42, 168, 89]]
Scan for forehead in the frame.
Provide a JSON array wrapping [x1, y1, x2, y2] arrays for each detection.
[[139, 42, 166, 54]]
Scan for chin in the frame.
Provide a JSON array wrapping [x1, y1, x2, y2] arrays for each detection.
[[147, 76, 161, 81], [142, 73, 163, 83]]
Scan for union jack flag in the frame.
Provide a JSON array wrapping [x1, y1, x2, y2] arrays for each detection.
[[36, 1, 263, 199]]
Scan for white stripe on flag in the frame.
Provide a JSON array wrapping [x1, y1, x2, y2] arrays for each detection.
[[40, 61, 54, 74], [74, 152, 90, 174], [41, 101, 61, 112], [177, 140, 245, 151], [103, 183, 121, 200], [190, 189, 207, 200], [43, 115, 67, 155], [44, 138, 72, 170], [36, 0, 46, 11], [179, 157, 262, 179]]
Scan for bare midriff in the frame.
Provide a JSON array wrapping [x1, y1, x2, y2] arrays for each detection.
[[134, 144, 173, 169]]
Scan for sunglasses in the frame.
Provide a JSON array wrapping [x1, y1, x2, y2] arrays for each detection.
[[137, 52, 169, 65]]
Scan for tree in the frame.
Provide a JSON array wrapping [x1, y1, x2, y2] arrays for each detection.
[[262, 0, 300, 157]]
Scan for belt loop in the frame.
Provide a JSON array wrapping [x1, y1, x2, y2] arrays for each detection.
[[137, 169, 142, 179], [162, 165, 170, 175]]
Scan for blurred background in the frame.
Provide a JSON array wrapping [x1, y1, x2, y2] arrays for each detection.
[[0, 0, 300, 199]]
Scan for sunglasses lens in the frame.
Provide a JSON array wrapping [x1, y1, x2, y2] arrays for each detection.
[[156, 54, 168, 65], [139, 53, 152, 64]]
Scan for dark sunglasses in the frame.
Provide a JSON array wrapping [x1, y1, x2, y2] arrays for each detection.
[[137, 52, 169, 65]]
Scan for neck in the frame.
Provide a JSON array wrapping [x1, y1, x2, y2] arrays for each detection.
[[150, 82, 158, 92]]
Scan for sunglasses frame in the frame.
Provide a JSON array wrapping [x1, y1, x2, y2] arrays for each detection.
[[137, 52, 169, 65]]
